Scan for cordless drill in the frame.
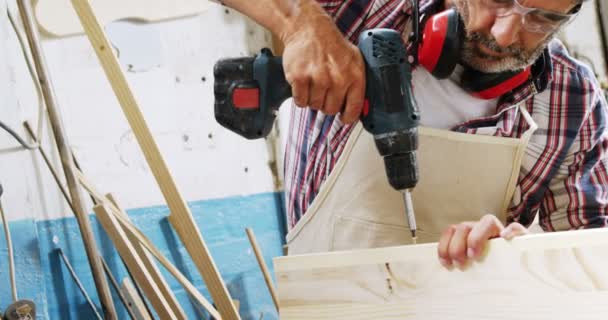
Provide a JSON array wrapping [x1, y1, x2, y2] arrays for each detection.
[[213, 29, 420, 239]]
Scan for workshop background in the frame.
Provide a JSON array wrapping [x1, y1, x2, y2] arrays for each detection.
[[0, 0, 606, 319]]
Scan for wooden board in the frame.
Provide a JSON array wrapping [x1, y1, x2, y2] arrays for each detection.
[[106, 194, 187, 320], [69, 1, 240, 319], [35, 0, 211, 37], [275, 229, 608, 320]]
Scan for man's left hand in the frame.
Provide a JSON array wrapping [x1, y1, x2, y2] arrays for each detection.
[[437, 214, 529, 268]]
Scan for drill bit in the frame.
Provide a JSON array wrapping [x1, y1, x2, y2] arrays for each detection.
[[402, 190, 417, 243]]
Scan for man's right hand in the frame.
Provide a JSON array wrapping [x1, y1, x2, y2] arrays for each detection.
[[220, 0, 366, 123], [279, 1, 366, 124]]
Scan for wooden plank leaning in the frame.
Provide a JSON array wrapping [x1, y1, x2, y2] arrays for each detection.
[[93, 204, 177, 319], [68, 1, 240, 319], [274, 228, 608, 320], [76, 170, 222, 320], [106, 194, 188, 320]]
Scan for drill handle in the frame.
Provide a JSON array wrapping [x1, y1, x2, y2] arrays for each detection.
[[213, 48, 292, 139]]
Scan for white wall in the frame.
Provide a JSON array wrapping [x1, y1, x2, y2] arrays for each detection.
[[0, 0, 276, 221], [0, 0, 606, 223], [559, 0, 608, 83]]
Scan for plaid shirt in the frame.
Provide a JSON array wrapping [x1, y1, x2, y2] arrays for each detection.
[[283, 0, 608, 231]]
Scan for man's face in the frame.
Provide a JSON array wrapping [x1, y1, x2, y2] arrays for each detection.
[[447, 0, 577, 73]]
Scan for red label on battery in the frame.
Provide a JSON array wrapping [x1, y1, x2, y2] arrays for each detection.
[[233, 88, 260, 109]]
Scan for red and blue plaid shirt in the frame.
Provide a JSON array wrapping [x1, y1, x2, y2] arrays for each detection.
[[283, 0, 608, 231]]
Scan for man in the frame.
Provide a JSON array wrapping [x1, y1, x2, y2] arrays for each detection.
[[218, 0, 608, 267]]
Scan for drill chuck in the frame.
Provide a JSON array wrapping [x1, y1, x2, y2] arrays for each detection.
[[383, 150, 419, 191], [373, 127, 419, 191]]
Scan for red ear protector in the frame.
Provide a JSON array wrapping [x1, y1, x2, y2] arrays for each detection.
[[409, 2, 532, 100]]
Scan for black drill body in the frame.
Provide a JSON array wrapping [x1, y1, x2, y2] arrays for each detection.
[[214, 28, 420, 192]]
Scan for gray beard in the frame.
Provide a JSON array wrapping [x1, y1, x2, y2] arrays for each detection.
[[460, 32, 552, 73], [453, 0, 554, 73]]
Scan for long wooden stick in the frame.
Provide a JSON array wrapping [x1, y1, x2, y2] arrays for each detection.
[[68, 1, 239, 318], [94, 204, 177, 319], [245, 228, 279, 311], [17, 1, 117, 318], [106, 193, 187, 320], [76, 170, 222, 320], [25, 121, 155, 318]]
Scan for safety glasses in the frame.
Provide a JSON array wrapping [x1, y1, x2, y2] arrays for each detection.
[[479, 0, 577, 34]]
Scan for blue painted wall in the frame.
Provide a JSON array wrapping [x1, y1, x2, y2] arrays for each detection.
[[0, 192, 285, 319]]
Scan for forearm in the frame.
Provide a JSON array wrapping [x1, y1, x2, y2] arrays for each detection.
[[219, 0, 330, 42]]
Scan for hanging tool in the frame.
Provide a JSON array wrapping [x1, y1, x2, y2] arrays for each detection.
[[17, 1, 118, 317], [214, 28, 420, 240], [0, 183, 36, 320]]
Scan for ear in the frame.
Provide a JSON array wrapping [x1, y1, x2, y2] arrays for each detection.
[[417, 7, 464, 79]]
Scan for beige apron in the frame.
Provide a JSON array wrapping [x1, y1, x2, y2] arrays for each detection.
[[286, 104, 538, 255]]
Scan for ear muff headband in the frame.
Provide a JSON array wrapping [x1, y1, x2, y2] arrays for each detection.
[[462, 67, 532, 99], [413, 6, 533, 99]]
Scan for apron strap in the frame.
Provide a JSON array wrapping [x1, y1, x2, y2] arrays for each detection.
[[500, 104, 539, 215]]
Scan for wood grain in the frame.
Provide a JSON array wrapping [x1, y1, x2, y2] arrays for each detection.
[[275, 229, 608, 320], [94, 204, 177, 319], [69, 1, 239, 319]]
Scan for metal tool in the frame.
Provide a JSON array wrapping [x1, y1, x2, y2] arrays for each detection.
[[214, 28, 420, 239]]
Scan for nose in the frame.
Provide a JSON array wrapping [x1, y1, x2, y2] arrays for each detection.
[[490, 14, 522, 47]]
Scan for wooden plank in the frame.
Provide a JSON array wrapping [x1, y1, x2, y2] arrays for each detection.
[[245, 228, 279, 311], [69, 1, 239, 319], [106, 194, 188, 320], [94, 204, 177, 319], [121, 278, 153, 320], [275, 229, 608, 320], [36, 0, 210, 37], [76, 170, 222, 320]]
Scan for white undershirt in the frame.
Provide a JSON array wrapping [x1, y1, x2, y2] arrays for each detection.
[[412, 65, 499, 129]]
